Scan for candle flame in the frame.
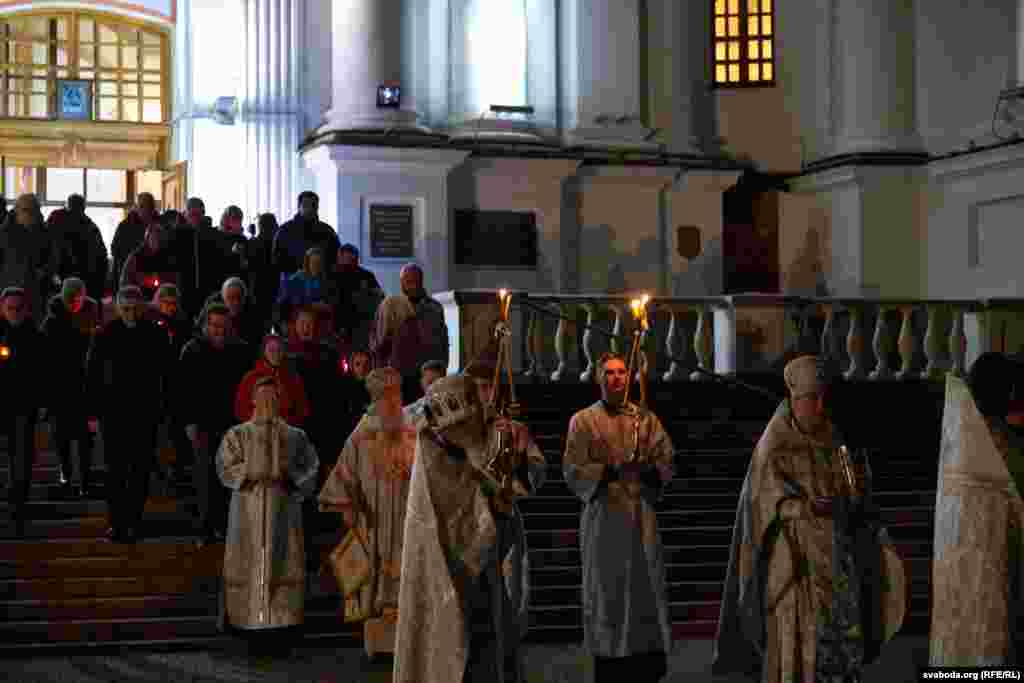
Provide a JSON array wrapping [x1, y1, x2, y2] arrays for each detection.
[[0, 345, 9, 359], [498, 288, 508, 299]]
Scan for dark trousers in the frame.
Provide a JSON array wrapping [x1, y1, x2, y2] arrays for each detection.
[[594, 652, 668, 683], [53, 405, 93, 488], [168, 418, 194, 478], [101, 418, 158, 533], [400, 374, 423, 406], [194, 427, 228, 536], [3, 411, 38, 517]]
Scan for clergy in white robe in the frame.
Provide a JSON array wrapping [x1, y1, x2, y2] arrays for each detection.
[[215, 376, 320, 653], [563, 352, 676, 683]]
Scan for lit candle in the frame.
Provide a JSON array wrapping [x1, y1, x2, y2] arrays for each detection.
[[0, 344, 9, 360]]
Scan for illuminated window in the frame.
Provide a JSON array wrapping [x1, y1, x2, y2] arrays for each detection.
[[713, 0, 775, 87], [0, 11, 167, 122]]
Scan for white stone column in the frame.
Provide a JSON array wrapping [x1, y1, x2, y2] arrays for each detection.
[[833, 0, 922, 155], [662, 0, 722, 154], [319, 0, 430, 133], [241, 0, 305, 222], [561, 0, 658, 150]]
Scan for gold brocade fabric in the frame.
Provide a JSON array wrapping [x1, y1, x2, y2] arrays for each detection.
[[930, 375, 1024, 666], [216, 418, 320, 630]]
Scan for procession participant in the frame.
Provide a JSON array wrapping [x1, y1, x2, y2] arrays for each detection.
[[86, 286, 168, 543], [234, 334, 310, 428], [148, 284, 194, 487], [216, 376, 320, 659], [714, 354, 906, 683], [562, 352, 675, 683], [929, 352, 1024, 666], [41, 277, 100, 497], [393, 369, 544, 683], [318, 367, 418, 677]]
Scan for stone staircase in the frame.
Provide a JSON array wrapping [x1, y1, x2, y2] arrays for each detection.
[[0, 377, 943, 652]]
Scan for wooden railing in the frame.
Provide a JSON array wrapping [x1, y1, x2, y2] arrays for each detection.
[[436, 290, 1024, 381]]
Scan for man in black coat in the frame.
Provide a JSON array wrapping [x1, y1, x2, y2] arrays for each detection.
[[47, 195, 109, 301], [273, 191, 339, 280], [86, 286, 168, 543], [178, 302, 252, 547], [168, 197, 236, 321], [110, 192, 156, 296], [0, 287, 44, 536]]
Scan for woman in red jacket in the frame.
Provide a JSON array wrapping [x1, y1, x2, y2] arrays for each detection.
[[235, 334, 310, 426]]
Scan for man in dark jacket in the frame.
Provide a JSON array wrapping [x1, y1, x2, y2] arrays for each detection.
[[178, 302, 252, 546], [86, 286, 168, 543], [0, 193, 60, 320], [0, 287, 45, 536], [245, 213, 279, 330], [48, 195, 109, 301], [41, 278, 101, 498], [197, 277, 266, 350], [168, 197, 235, 320], [110, 192, 156, 295], [148, 283, 195, 486], [273, 192, 339, 279], [331, 243, 383, 349]]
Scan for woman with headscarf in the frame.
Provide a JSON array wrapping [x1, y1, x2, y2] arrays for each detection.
[[235, 334, 310, 427]]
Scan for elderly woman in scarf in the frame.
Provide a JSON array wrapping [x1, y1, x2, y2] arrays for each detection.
[[319, 366, 418, 673], [713, 354, 905, 683]]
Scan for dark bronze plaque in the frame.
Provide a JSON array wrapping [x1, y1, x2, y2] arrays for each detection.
[[369, 204, 415, 259], [454, 210, 537, 268]]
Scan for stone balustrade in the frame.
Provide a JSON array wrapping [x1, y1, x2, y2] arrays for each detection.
[[436, 290, 1024, 382]]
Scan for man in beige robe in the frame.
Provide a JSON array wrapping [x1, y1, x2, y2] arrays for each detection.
[[563, 352, 676, 683], [394, 371, 546, 683], [318, 367, 418, 674], [216, 376, 321, 658], [930, 352, 1024, 666], [713, 355, 905, 683]]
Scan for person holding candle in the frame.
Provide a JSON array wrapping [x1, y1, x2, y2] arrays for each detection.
[[120, 222, 179, 301]]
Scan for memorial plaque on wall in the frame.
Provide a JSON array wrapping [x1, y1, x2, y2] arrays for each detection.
[[454, 210, 538, 268], [369, 204, 415, 259]]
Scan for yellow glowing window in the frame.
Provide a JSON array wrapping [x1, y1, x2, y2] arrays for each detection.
[[712, 0, 776, 86]]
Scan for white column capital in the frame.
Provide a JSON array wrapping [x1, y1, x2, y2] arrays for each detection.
[[302, 144, 470, 177]]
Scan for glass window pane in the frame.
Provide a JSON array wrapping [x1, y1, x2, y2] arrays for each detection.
[[99, 45, 117, 68], [57, 46, 68, 66], [6, 166, 36, 195], [748, 0, 759, 11], [29, 94, 47, 117], [121, 71, 136, 81], [749, 16, 759, 36], [729, 64, 740, 82], [118, 27, 139, 44], [98, 96, 117, 120], [143, 72, 161, 83], [98, 81, 117, 96], [728, 17, 739, 36], [762, 0, 771, 12], [143, 31, 161, 46], [715, 0, 725, 15], [762, 39, 772, 59], [142, 83, 160, 98], [7, 94, 19, 115], [88, 206, 125, 257], [80, 18, 94, 42], [47, 168, 84, 202], [56, 18, 68, 41], [28, 17, 46, 38], [715, 42, 726, 61], [142, 99, 162, 123], [142, 47, 160, 71], [727, 0, 738, 14], [762, 62, 773, 80], [122, 45, 138, 70], [122, 98, 138, 122], [762, 15, 772, 34], [716, 64, 727, 83], [122, 83, 138, 97], [98, 24, 116, 43], [32, 43, 47, 64], [715, 17, 726, 37], [32, 68, 47, 77], [135, 170, 163, 202], [748, 40, 760, 59], [728, 41, 739, 60], [86, 169, 126, 203], [57, 68, 69, 79], [749, 63, 760, 81], [31, 78, 46, 92], [79, 69, 93, 81], [79, 48, 94, 69]]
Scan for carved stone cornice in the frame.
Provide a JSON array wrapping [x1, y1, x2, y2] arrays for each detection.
[[0, 119, 170, 169]]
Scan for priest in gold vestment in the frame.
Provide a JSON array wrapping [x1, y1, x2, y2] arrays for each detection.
[[714, 355, 905, 683], [930, 352, 1024, 666], [215, 376, 321, 655], [318, 366, 418, 666]]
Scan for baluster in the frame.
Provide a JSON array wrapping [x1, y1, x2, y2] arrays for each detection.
[[691, 304, 713, 381], [820, 304, 836, 362], [843, 305, 865, 380], [524, 306, 547, 379], [551, 303, 577, 382], [869, 306, 892, 380], [920, 304, 945, 380], [948, 306, 967, 378], [798, 304, 818, 354], [634, 303, 654, 384], [579, 303, 599, 383], [662, 306, 687, 382], [609, 304, 626, 356], [895, 305, 917, 379]]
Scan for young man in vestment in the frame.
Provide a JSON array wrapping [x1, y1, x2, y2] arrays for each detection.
[[714, 354, 906, 683], [215, 376, 320, 659], [562, 352, 676, 683], [930, 352, 1024, 666], [393, 370, 546, 683], [318, 367, 418, 677]]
